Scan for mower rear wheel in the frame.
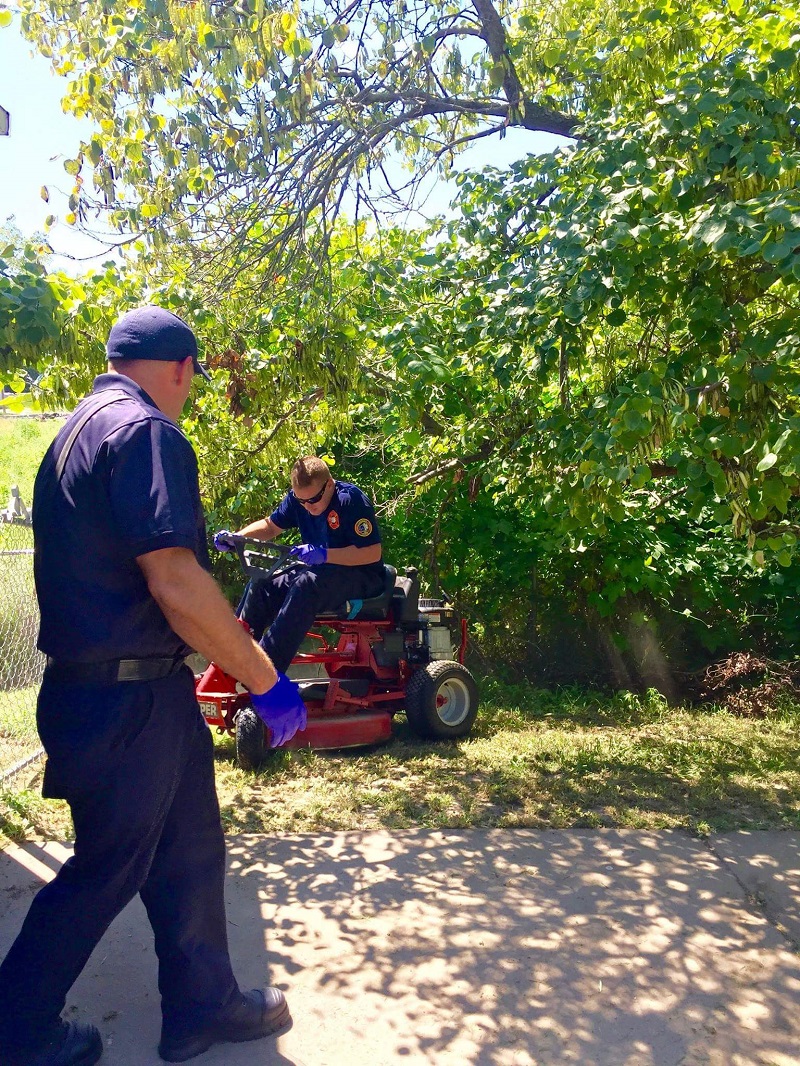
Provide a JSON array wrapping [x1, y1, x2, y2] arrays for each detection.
[[405, 660, 478, 740], [235, 706, 267, 770]]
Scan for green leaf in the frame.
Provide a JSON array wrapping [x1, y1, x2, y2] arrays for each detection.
[[762, 240, 794, 264], [696, 219, 726, 246], [736, 238, 763, 257], [542, 43, 561, 68], [488, 63, 505, 88], [769, 48, 796, 72]]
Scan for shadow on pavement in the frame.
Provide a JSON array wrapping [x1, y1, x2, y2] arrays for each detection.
[[223, 828, 800, 1065], [2, 829, 800, 1065]]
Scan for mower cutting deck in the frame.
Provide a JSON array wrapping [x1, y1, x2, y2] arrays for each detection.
[[195, 536, 479, 768]]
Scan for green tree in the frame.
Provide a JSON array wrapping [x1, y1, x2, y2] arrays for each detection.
[[364, 0, 800, 555], [0, 229, 72, 400], [7, 0, 800, 684], [20, 0, 576, 287]]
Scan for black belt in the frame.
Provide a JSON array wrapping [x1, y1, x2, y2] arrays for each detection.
[[44, 656, 188, 685]]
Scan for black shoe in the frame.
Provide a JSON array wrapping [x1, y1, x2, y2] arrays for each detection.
[[3, 1022, 103, 1066], [158, 987, 291, 1063]]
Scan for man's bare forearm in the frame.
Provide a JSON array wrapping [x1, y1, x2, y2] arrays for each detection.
[[137, 547, 276, 693], [235, 517, 281, 541]]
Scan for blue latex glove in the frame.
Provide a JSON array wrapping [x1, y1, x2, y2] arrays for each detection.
[[289, 543, 328, 566], [213, 529, 237, 553], [250, 673, 307, 748]]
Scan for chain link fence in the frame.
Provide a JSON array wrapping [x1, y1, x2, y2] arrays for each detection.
[[0, 511, 45, 789]]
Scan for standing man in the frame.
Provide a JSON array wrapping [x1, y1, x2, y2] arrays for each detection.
[[215, 456, 385, 672], [0, 307, 306, 1066]]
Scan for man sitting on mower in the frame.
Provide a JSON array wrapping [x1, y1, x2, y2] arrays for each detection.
[[214, 456, 385, 672]]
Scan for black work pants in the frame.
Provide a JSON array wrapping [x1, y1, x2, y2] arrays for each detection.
[[0, 667, 238, 1049], [238, 563, 385, 672]]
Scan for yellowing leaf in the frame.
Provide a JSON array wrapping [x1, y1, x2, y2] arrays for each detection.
[[488, 63, 505, 88], [756, 453, 777, 472]]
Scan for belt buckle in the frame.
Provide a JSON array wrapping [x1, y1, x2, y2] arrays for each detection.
[[116, 659, 140, 682]]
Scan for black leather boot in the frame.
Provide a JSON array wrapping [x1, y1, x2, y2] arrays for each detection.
[[158, 987, 291, 1062], [2, 1022, 102, 1066]]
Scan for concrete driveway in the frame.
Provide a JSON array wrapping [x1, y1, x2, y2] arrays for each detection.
[[2, 830, 799, 1065]]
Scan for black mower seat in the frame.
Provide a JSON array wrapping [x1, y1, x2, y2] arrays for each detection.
[[316, 564, 398, 621]]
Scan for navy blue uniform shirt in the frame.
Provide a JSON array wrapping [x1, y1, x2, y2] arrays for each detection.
[[33, 374, 209, 661], [270, 479, 382, 573]]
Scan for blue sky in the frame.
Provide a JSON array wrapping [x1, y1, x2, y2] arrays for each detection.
[[0, 16, 107, 270], [1, 14, 565, 275]]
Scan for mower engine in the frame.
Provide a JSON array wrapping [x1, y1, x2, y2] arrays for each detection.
[[416, 598, 460, 662]]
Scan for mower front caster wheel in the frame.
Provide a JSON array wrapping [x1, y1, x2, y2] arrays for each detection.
[[405, 660, 479, 740], [235, 706, 267, 770]]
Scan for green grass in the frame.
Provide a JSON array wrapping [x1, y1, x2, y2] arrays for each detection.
[[0, 415, 59, 846], [0, 414, 63, 504], [6, 681, 800, 847], [0, 540, 43, 693], [0, 413, 60, 771], [0, 683, 39, 739]]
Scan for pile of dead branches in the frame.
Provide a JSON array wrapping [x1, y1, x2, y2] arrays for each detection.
[[694, 652, 800, 717]]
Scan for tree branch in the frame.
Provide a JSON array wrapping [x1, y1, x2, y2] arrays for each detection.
[[471, 0, 523, 111], [242, 388, 324, 458]]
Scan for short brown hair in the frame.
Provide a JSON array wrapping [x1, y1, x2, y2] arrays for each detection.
[[291, 456, 330, 489]]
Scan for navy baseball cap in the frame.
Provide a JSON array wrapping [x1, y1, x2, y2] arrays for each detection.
[[106, 306, 212, 381]]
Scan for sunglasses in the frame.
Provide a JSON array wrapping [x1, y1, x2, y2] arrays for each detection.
[[291, 480, 330, 505]]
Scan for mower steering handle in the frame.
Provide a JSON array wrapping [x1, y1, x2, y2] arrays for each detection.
[[225, 535, 296, 582], [224, 533, 292, 555]]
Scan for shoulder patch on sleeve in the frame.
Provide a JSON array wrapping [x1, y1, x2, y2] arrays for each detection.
[[354, 518, 373, 538]]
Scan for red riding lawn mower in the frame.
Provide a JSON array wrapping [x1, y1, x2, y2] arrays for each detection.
[[196, 536, 480, 769]]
